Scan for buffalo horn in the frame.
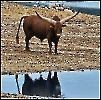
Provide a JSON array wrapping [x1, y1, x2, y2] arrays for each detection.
[[60, 11, 79, 24], [35, 11, 56, 24]]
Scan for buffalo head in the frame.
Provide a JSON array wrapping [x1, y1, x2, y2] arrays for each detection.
[[35, 10, 79, 37]]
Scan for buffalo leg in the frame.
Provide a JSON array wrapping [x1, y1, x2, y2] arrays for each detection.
[[55, 43, 58, 54], [48, 40, 52, 54], [25, 37, 30, 51], [25, 33, 33, 51]]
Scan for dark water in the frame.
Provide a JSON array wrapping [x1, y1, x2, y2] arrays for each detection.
[[1, 70, 100, 99], [10, 1, 100, 16]]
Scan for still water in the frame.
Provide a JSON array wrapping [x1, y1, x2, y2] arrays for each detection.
[[14, 1, 100, 9], [14, 1, 100, 15], [1, 70, 100, 99]]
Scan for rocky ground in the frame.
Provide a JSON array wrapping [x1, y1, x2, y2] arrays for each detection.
[[1, 1, 100, 98]]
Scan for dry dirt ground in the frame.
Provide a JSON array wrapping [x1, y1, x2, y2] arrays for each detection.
[[1, 1, 100, 98]]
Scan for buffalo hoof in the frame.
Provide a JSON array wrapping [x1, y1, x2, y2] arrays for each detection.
[[25, 48, 30, 52], [55, 53, 58, 55], [49, 51, 52, 55]]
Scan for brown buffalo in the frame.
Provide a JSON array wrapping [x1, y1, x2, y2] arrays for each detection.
[[16, 11, 79, 54]]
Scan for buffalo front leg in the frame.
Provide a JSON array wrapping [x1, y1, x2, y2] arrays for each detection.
[[48, 40, 52, 54], [55, 43, 58, 55]]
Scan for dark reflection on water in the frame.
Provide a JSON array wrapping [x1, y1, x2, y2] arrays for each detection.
[[15, 71, 61, 98], [1, 70, 100, 99]]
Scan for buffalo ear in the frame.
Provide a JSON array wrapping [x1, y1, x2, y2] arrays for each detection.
[[50, 25, 54, 28], [62, 24, 66, 27]]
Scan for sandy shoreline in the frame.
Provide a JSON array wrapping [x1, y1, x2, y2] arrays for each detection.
[[1, 1, 100, 98]]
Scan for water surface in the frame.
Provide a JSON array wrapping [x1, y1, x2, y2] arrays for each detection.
[[1, 70, 100, 99]]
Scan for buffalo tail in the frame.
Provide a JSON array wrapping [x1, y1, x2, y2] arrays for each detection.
[[16, 16, 28, 44]]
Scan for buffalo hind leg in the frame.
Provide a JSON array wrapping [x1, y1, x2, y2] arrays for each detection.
[[25, 37, 30, 51], [25, 33, 33, 51]]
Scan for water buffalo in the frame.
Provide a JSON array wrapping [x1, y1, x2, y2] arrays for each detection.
[[15, 71, 61, 98], [16, 11, 79, 54]]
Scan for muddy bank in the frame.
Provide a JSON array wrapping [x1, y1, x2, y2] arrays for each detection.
[[1, 92, 28, 99], [1, 1, 100, 74]]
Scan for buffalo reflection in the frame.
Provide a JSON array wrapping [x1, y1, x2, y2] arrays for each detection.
[[15, 71, 61, 98]]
